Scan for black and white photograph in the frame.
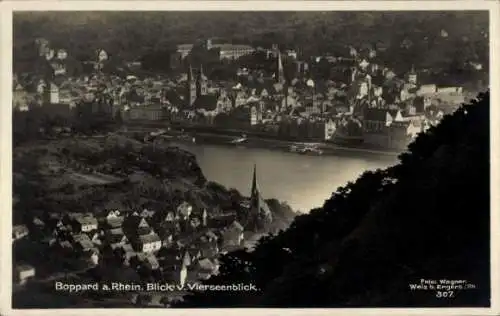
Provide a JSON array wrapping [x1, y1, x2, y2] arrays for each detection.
[[1, 1, 498, 313]]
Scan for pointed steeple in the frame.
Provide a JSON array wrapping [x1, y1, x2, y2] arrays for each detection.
[[188, 64, 194, 81], [276, 49, 285, 83], [182, 250, 191, 267], [197, 64, 208, 96], [251, 163, 258, 196], [187, 64, 197, 106], [202, 208, 208, 226], [199, 64, 205, 78]]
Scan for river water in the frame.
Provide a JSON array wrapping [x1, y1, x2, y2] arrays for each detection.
[[172, 142, 399, 213]]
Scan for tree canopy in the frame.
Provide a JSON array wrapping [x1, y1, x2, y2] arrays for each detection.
[[14, 12, 488, 78]]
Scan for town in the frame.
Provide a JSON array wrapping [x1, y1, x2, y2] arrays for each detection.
[[13, 143, 275, 307], [12, 28, 486, 307], [13, 35, 484, 152]]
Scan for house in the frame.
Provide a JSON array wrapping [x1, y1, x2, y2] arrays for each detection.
[[82, 249, 100, 266], [198, 241, 219, 258], [206, 40, 255, 60], [221, 220, 245, 248], [155, 224, 176, 246], [127, 104, 166, 121], [196, 258, 219, 279], [143, 253, 160, 270], [105, 216, 124, 229], [313, 119, 337, 141], [88, 231, 103, 246], [13, 225, 29, 241], [32, 217, 46, 229], [161, 234, 174, 247], [188, 247, 202, 262], [157, 246, 183, 263], [163, 259, 189, 287], [105, 228, 129, 250], [140, 209, 155, 218], [182, 250, 192, 268], [204, 230, 219, 243], [73, 216, 98, 233], [176, 202, 193, 220], [363, 108, 396, 133], [189, 217, 201, 229], [72, 234, 96, 252], [417, 84, 437, 96], [15, 264, 36, 285], [164, 211, 175, 222], [134, 233, 162, 253], [13, 83, 29, 111], [233, 90, 248, 108], [105, 210, 122, 219]]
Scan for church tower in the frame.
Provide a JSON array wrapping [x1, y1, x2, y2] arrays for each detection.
[[197, 64, 208, 96], [187, 64, 197, 106], [248, 164, 272, 230], [276, 47, 285, 84], [407, 65, 418, 86], [250, 164, 260, 211]]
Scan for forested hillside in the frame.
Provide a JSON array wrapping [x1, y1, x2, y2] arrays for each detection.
[[14, 11, 488, 76]]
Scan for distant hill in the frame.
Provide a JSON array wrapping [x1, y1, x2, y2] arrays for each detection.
[[14, 11, 489, 76], [176, 91, 490, 307]]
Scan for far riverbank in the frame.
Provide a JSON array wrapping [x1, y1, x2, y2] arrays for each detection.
[[123, 121, 405, 158]]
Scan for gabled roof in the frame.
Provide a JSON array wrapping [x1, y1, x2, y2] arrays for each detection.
[[197, 258, 216, 271], [145, 254, 160, 269], [107, 217, 124, 228], [75, 216, 97, 225], [226, 220, 244, 232]]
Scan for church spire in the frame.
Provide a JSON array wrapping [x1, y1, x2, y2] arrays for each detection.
[[251, 163, 258, 196], [187, 64, 197, 106], [188, 64, 194, 81], [197, 64, 208, 96], [277, 49, 285, 83]]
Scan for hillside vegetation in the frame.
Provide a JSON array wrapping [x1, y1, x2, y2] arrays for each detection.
[[14, 12, 488, 77], [13, 135, 296, 231], [176, 91, 490, 307]]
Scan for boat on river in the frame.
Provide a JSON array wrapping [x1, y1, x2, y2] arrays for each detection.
[[229, 134, 248, 144], [289, 143, 323, 155]]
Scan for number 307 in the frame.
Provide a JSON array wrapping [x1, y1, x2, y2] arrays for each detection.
[[436, 291, 454, 298]]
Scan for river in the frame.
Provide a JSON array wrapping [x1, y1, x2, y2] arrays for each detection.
[[171, 142, 399, 213]]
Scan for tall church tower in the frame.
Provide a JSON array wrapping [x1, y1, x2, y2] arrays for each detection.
[[407, 65, 418, 86], [187, 64, 197, 106], [248, 164, 272, 230], [197, 64, 208, 96], [250, 164, 261, 211], [276, 49, 285, 84]]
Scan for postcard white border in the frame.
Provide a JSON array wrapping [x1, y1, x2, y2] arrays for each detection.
[[1, 1, 499, 316]]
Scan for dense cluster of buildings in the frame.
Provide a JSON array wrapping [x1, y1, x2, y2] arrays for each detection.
[[13, 164, 271, 304], [13, 37, 472, 150]]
